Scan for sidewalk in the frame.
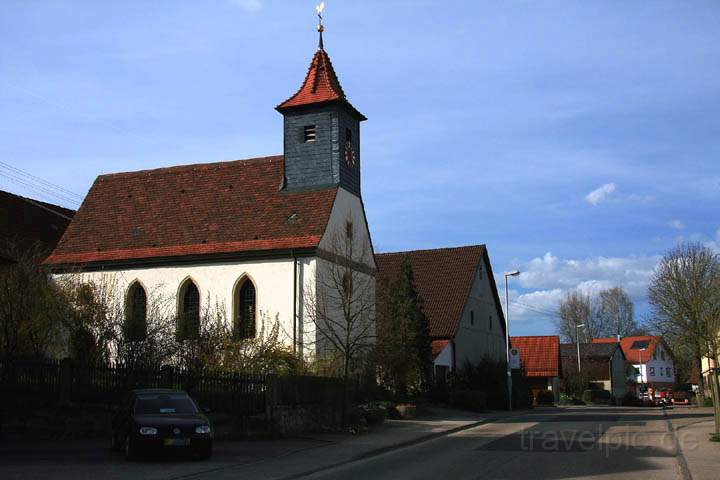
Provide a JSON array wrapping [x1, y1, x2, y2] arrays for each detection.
[[665, 407, 720, 480], [196, 407, 522, 480]]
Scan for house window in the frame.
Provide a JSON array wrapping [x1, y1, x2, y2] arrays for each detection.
[[346, 221, 354, 240], [470, 311, 474, 326], [489, 315, 492, 331], [234, 280, 256, 340], [653, 350, 657, 360], [345, 128, 352, 142], [303, 125, 316, 142], [178, 280, 200, 340], [125, 282, 147, 342], [649, 367, 655, 376], [661, 350, 666, 361]]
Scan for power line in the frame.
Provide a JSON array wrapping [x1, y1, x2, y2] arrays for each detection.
[[0, 161, 83, 201], [0, 170, 81, 207]]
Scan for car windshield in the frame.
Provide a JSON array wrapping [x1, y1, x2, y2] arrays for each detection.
[[134, 393, 198, 415]]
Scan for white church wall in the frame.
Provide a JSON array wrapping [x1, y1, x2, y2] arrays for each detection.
[[311, 257, 376, 358], [319, 188, 376, 270], [53, 256, 318, 351]]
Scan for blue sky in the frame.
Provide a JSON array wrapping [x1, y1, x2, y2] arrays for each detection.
[[1, 1, 719, 335]]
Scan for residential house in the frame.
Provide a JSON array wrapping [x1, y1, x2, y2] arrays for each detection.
[[44, 32, 376, 358], [593, 336, 675, 393], [560, 342, 630, 399], [375, 246, 507, 382], [510, 336, 561, 403], [0, 189, 74, 265]]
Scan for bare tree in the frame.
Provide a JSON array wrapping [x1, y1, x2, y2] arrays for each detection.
[[648, 243, 720, 435], [557, 291, 599, 343], [0, 243, 65, 364], [303, 216, 376, 405], [596, 287, 637, 339]]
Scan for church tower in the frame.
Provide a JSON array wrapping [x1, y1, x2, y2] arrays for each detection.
[[276, 17, 366, 197]]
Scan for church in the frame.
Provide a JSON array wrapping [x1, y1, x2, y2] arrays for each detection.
[[44, 27, 375, 357]]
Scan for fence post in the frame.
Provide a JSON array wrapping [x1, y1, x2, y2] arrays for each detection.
[[161, 365, 173, 389], [59, 358, 72, 406], [265, 375, 278, 433]]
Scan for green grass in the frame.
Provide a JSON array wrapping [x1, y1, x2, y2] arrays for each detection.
[[710, 433, 720, 443]]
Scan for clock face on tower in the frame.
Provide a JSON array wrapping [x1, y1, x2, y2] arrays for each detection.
[[344, 141, 357, 168]]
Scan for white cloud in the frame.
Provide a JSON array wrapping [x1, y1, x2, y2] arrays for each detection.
[[499, 252, 661, 324], [585, 182, 616, 206], [231, 0, 263, 12], [668, 219, 685, 230], [706, 228, 720, 253]]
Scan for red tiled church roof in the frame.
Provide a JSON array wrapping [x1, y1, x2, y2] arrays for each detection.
[[592, 336, 663, 364], [376, 245, 505, 339], [276, 47, 365, 120], [44, 156, 338, 266], [0, 190, 75, 261], [511, 336, 560, 377]]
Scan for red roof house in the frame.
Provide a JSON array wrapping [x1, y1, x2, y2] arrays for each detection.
[[592, 336, 676, 389], [376, 245, 507, 377], [1, 189, 74, 264], [510, 336, 561, 403], [510, 336, 560, 378]]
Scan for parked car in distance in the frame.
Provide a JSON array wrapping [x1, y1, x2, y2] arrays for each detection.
[[671, 390, 691, 405], [111, 388, 213, 461]]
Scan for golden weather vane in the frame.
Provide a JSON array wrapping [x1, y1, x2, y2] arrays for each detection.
[[316, 1, 325, 32], [316, 2, 326, 49]]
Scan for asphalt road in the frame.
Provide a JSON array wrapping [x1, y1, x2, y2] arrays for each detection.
[[0, 408, 687, 480], [299, 408, 682, 480]]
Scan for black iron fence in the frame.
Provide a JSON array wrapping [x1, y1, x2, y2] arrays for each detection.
[[0, 359, 349, 419]]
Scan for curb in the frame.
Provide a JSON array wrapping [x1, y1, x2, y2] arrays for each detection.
[[280, 411, 525, 480], [663, 409, 693, 480]]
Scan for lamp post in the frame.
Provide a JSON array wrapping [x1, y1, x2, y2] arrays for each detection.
[[504, 270, 520, 411], [575, 323, 585, 373], [639, 347, 646, 385]]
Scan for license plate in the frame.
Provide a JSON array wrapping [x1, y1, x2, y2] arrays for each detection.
[[164, 438, 190, 446]]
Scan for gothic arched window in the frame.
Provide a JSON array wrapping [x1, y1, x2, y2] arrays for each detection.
[[178, 280, 200, 340], [125, 282, 147, 342], [234, 279, 256, 340]]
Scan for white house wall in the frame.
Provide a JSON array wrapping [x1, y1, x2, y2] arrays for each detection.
[[632, 343, 675, 384], [452, 262, 506, 368]]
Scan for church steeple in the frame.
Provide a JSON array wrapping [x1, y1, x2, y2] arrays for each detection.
[[276, 4, 366, 196], [275, 37, 365, 120]]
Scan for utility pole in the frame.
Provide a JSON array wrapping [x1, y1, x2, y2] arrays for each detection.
[[504, 270, 520, 411]]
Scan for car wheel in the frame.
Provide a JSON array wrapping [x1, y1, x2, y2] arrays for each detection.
[[196, 444, 213, 461], [124, 436, 137, 461]]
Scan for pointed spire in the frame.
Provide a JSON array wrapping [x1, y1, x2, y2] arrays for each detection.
[[317, 1, 325, 50], [276, 2, 365, 120]]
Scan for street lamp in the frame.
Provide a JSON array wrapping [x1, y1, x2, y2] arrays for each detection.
[[575, 323, 585, 373], [639, 347, 647, 385], [504, 270, 520, 411]]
